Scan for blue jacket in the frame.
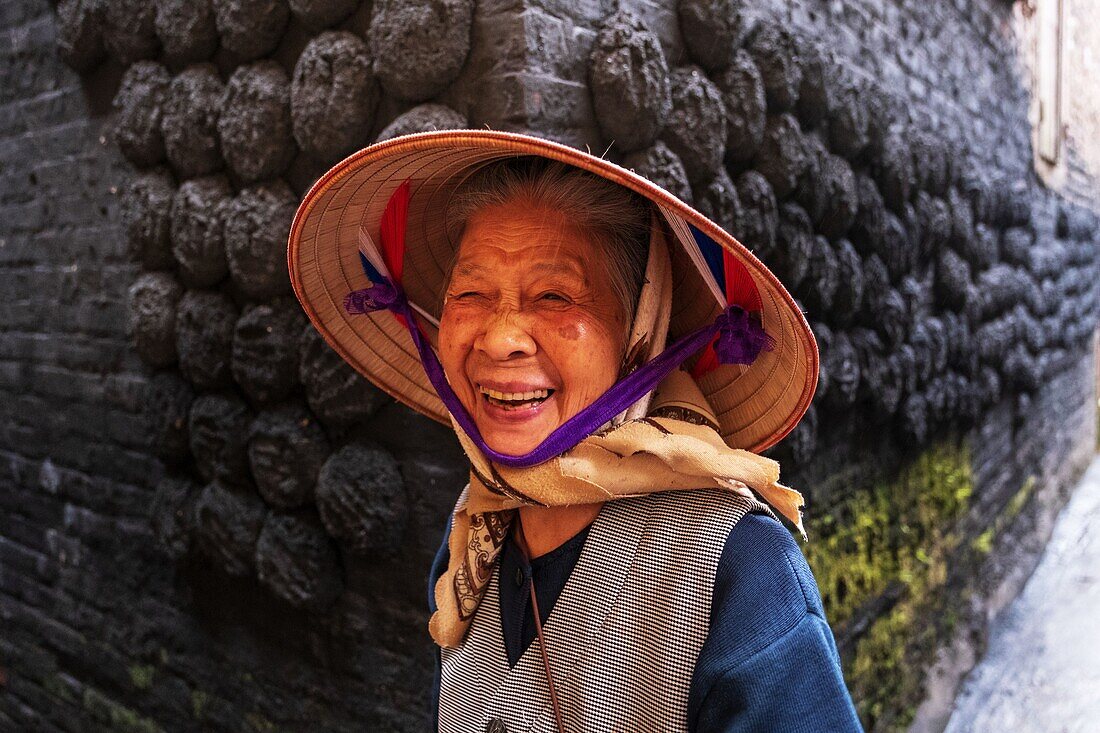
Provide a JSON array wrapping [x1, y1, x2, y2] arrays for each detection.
[[428, 506, 865, 732]]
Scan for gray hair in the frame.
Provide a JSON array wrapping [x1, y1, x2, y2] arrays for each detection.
[[441, 156, 651, 335]]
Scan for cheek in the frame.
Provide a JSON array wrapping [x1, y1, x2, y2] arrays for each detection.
[[542, 314, 623, 389], [437, 309, 478, 375]]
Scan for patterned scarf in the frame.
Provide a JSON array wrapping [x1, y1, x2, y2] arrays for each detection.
[[428, 222, 807, 648]]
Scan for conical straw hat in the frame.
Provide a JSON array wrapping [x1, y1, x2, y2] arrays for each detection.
[[287, 129, 818, 454]]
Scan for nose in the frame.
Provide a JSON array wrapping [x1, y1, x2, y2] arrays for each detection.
[[475, 306, 537, 361]]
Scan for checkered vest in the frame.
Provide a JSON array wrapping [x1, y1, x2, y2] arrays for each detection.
[[438, 489, 780, 733]]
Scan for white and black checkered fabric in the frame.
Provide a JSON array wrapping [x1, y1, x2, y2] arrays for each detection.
[[439, 489, 779, 733]]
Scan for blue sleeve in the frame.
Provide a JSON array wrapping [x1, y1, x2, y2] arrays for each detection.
[[688, 512, 864, 733], [428, 513, 452, 732]]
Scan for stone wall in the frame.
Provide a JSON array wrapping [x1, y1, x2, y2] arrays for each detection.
[[0, 0, 1097, 731]]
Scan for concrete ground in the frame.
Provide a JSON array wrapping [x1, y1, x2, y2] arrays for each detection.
[[943, 455, 1100, 733]]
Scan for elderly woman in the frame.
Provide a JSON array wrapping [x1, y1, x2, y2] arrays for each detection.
[[288, 131, 863, 733]]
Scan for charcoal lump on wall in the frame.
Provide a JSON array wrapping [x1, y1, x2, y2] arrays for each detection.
[[120, 167, 176, 270], [171, 175, 232, 288], [315, 443, 407, 556], [368, 0, 473, 102], [189, 392, 254, 488], [695, 169, 742, 237], [298, 326, 389, 428], [291, 31, 379, 164], [224, 181, 297, 300], [376, 104, 468, 142], [753, 112, 808, 199], [733, 170, 777, 255], [218, 61, 297, 184], [746, 25, 801, 114], [255, 509, 343, 611], [129, 271, 183, 368], [161, 64, 224, 180], [248, 401, 330, 509], [589, 11, 672, 154], [104, 0, 160, 65], [193, 479, 268, 577], [154, 0, 219, 67], [621, 141, 692, 203], [211, 0, 289, 61], [113, 61, 170, 169], [176, 289, 238, 389], [660, 66, 726, 188], [678, 0, 754, 72], [231, 300, 307, 406], [712, 50, 767, 164]]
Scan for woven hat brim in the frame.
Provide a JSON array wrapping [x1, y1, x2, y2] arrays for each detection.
[[287, 129, 819, 454]]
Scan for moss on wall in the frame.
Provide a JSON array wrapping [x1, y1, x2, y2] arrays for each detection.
[[804, 438, 976, 732]]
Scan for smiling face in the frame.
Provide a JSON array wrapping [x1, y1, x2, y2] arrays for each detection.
[[437, 197, 630, 456]]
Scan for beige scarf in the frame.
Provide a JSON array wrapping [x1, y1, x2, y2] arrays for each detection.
[[429, 215, 807, 648]]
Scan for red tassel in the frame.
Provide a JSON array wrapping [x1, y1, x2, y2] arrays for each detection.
[[722, 249, 761, 312], [380, 179, 411, 285]]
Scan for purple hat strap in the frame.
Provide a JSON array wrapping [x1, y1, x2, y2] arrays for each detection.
[[344, 276, 775, 468]]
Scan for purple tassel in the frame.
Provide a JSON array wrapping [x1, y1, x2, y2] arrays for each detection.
[[343, 280, 399, 315], [714, 305, 777, 365]]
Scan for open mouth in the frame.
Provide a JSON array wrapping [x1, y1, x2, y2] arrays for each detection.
[[478, 385, 555, 411]]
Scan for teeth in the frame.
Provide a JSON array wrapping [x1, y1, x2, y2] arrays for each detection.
[[479, 386, 551, 401]]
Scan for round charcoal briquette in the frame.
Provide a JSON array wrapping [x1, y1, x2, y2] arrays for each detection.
[[696, 168, 742, 236], [112, 61, 170, 168], [622, 142, 693, 203], [879, 210, 913, 282], [746, 24, 801, 113], [713, 49, 766, 163], [248, 401, 330, 509], [827, 79, 869, 161], [660, 66, 727, 188], [291, 31, 379, 164], [316, 443, 407, 555], [830, 239, 863, 325], [129, 271, 183, 367], [590, 11, 672, 153], [256, 509, 343, 611], [770, 203, 813, 290], [189, 392, 254, 487], [224, 180, 297, 300], [796, 41, 830, 129], [170, 175, 231, 288], [193, 479, 267, 576], [1000, 226, 1033, 267], [792, 131, 826, 223], [800, 234, 838, 313], [299, 325, 390, 428], [849, 173, 886, 257], [211, 0, 289, 61], [161, 64, 224, 179], [231, 300, 306, 405], [734, 170, 777, 256], [822, 331, 859, 408], [860, 253, 890, 317], [872, 127, 913, 213], [368, 0, 473, 102], [104, 0, 160, 64], [154, 0, 218, 67], [897, 392, 928, 445], [933, 248, 971, 312], [176, 289, 238, 389], [915, 190, 951, 255], [120, 167, 176, 270], [218, 61, 296, 184], [753, 113, 808, 199], [814, 153, 858, 240], [875, 289, 909, 347], [678, 0, 753, 71]]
